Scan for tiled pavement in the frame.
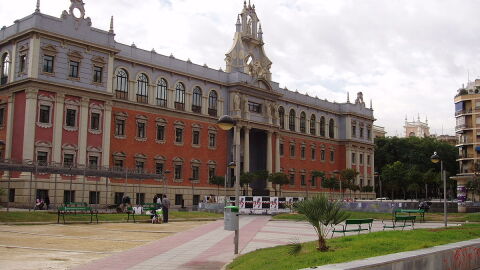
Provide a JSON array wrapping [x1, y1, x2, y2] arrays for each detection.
[[74, 216, 446, 270]]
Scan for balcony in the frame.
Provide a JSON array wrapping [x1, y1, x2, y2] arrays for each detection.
[[456, 109, 473, 116], [208, 108, 217, 117], [458, 153, 474, 159], [156, 99, 167, 107], [136, 95, 148, 104], [174, 102, 185, 111], [191, 105, 201, 113], [456, 124, 471, 131], [115, 91, 128, 100]]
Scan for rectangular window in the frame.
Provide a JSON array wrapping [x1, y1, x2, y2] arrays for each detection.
[[157, 125, 165, 141], [155, 163, 164, 174], [301, 146, 306, 159], [19, 55, 26, 73], [88, 156, 98, 168], [352, 153, 356, 164], [0, 108, 5, 127], [193, 131, 200, 145], [114, 192, 124, 205], [114, 159, 124, 169], [330, 151, 335, 162], [89, 191, 100, 204], [63, 190, 75, 204], [311, 175, 316, 187], [367, 129, 371, 140], [193, 194, 200, 206], [352, 125, 356, 137], [37, 151, 48, 166], [367, 155, 371, 166], [8, 189, 15, 202], [311, 148, 316, 160], [360, 127, 364, 138], [290, 145, 295, 157], [175, 164, 182, 179], [321, 150, 325, 161], [175, 194, 183, 205], [90, 112, 100, 130], [209, 167, 216, 179], [136, 161, 145, 173], [301, 175, 306, 186], [360, 154, 364, 165], [69, 61, 79, 78], [175, 128, 183, 143], [280, 143, 284, 156], [115, 119, 125, 136], [63, 153, 74, 167], [192, 166, 200, 180], [93, 66, 103, 83], [289, 174, 295, 185], [65, 109, 76, 127], [136, 193, 145, 205], [137, 122, 146, 138], [43, 55, 54, 73], [39, 105, 51, 123], [248, 102, 262, 113], [209, 133, 216, 148]]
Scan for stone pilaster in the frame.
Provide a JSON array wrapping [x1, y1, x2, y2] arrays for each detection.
[[244, 127, 250, 172], [28, 34, 40, 78], [267, 130, 273, 190], [5, 95, 14, 160], [22, 89, 38, 161], [102, 101, 112, 167], [52, 93, 65, 163], [106, 53, 114, 93], [77, 97, 89, 165], [275, 133, 280, 172]]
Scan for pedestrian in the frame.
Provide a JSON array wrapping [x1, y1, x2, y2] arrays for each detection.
[[44, 195, 50, 210], [153, 194, 158, 204], [162, 195, 170, 223]]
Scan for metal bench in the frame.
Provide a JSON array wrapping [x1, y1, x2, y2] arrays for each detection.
[[383, 215, 416, 230], [331, 218, 374, 238], [395, 209, 425, 222], [57, 202, 98, 224]]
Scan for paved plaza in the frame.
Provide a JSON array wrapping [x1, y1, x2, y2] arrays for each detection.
[[74, 216, 446, 270]]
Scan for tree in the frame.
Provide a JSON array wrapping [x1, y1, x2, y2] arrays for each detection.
[[382, 161, 407, 200], [240, 172, 254, 196], [466, 176, 480, 202], [340, 169, 359, 199], [268, 172, 289, 196], [208, 176, 225, 198], [293, 195, 349, 251]]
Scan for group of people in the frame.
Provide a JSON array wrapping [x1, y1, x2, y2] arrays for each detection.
[[34, 196, 50, 210], [153, 194, 171, 223]]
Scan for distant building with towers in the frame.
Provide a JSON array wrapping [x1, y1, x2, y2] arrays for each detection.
[[404, 115, 430, 137]]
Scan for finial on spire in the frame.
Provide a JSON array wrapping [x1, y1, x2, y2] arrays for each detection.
[[405, 115, 407, 122], [248, 0, 251, 8], [370, 99, 372, 109], [35, 0, 40, 13], [347, 92, 350, 103], [244, 0, 247, 8], [109, 16, 114, 33], [417, 113, 420, 121]]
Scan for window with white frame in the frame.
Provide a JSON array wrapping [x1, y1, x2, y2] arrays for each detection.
[[192, 87, 202, 113], [64, 100, 79, 131], [300, 112, 306, 133], [192, 124, 201, 147], [310, 114, 316, 135], [136, 73, 149, 103], [173, 157, 184, 181], [136, 116, 147, 141], [156, 118, 167, 143], [113, 152, 126, 169], [191, 159, 201, 181], [174, 121, 185, 145], [156, 78, 168, 107], [208, 90, 218, 117], [208, 160, 216, 180], [115, 69, 129, 100], [1, 53, 9, 85], [175, 82, 185, 111], [135, 154, 147, 173]]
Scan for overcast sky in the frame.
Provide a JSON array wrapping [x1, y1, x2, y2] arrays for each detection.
[[2, 0, 480, 136]]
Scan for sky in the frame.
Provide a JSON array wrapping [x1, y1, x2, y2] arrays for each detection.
[[2, 0, 480, 136]]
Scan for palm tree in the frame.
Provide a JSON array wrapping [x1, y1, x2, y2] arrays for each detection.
[[293, 195, 349, 251]]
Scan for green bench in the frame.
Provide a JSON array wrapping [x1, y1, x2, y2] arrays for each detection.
[[382, 215, 416, 230], [331, 218, 374, 238], [395, 209, 425, 222], [127, 203, 162, 223], [57, 202, 98, 224]]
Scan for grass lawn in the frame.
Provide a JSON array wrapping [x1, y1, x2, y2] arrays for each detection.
[[0, 210, 222, 223], [273, 211, 480, 222], [227, 224, 480, 270]]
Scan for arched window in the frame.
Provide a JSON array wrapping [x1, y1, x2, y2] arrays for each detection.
[[310, 114, 316, 135], [208, 90, 218, 117], [175, 82, 185, 110], [289, 109, 296, 131], [320, 116, 326, 137], [300, 112, 306, 133], [156, 78, 167, 107], [329, 119, 335, 138], [115, 69, 128, 100], [1, 53, 10, 85], [192, 86, 202, 113], [278, 107, 285, 129], [136, 73, 149, 103]]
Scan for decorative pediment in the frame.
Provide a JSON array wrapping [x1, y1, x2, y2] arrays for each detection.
[[156, 117, 167, 124], [154, 155, 166, 161], [35, 141, 52, 148], [62, 143, 78, 150], [191, 159, 201, 165], [135, 153, 147, 160], [91, 56, 106, 65], [112, 152, 126, 157], [136, 114, 148, 121], [67, 50, 83, 61], [115, 112, 128, 119], [41, 44, 58, 55]]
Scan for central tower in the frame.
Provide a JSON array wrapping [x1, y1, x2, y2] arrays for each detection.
[[225, 1, 272, 81]]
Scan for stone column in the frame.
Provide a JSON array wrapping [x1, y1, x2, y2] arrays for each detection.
[[28, 34, 40, 78], [371, 152, 375, 187], [22, 89, 38, 161], [106, 53, 114, 93], [9, 43, 16, 81], [355, 150, 360, 186], [52, 93, 65, 163], [267, 131, 273, 190], [77, 97, 89, 165], [202, 96, 208, 115], [275, 133, 281, 172], [185, 92, 192, 112], [168, 88, 175, 109], [5, 95, 14, 161], [102, 101, 113, 168], [148, 84, 155, 105], [244, 127, 250, 172]]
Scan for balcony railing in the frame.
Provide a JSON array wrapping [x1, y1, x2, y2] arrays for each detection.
[[136, 95, 148, 104], [458, 154, 474, 159], [156, 99, 167, 107], [208, 108, 217, 117], [115, 91, 128, 100], [174, 102, 185, 111], [191, 105, 201, 113], [456, 109, 473, 116]]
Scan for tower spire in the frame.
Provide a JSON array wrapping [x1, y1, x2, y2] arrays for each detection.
[[109, 16, 114, 33], [35, 0, 40, 13], [347, 92, 350, 103], [370, 99, 372, 109], [236, 15, 241, 32]]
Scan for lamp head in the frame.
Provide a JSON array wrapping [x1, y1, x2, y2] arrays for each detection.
[[430, 152, 440, 164], [228, 161, 236, 169], [217, 115, 235, 131]]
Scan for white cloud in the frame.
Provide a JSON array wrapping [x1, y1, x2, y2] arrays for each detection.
[[2, 0, 479, 136]]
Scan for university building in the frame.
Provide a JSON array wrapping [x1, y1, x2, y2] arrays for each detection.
[[0, 0, 375, 208]]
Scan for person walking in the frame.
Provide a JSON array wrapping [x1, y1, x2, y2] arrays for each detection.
[[162, 195, 170, 223], [44, 195, 50, 210]]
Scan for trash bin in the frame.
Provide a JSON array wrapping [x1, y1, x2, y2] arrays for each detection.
[[224, 206, 239, 231]]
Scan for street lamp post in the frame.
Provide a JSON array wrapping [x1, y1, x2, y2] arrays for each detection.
[[217, 115, 240, 255], [431, 151, 447, 228], [374, 172, 382, 199], [163, 170, 171, 196], [333, 170, 342, 201]]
